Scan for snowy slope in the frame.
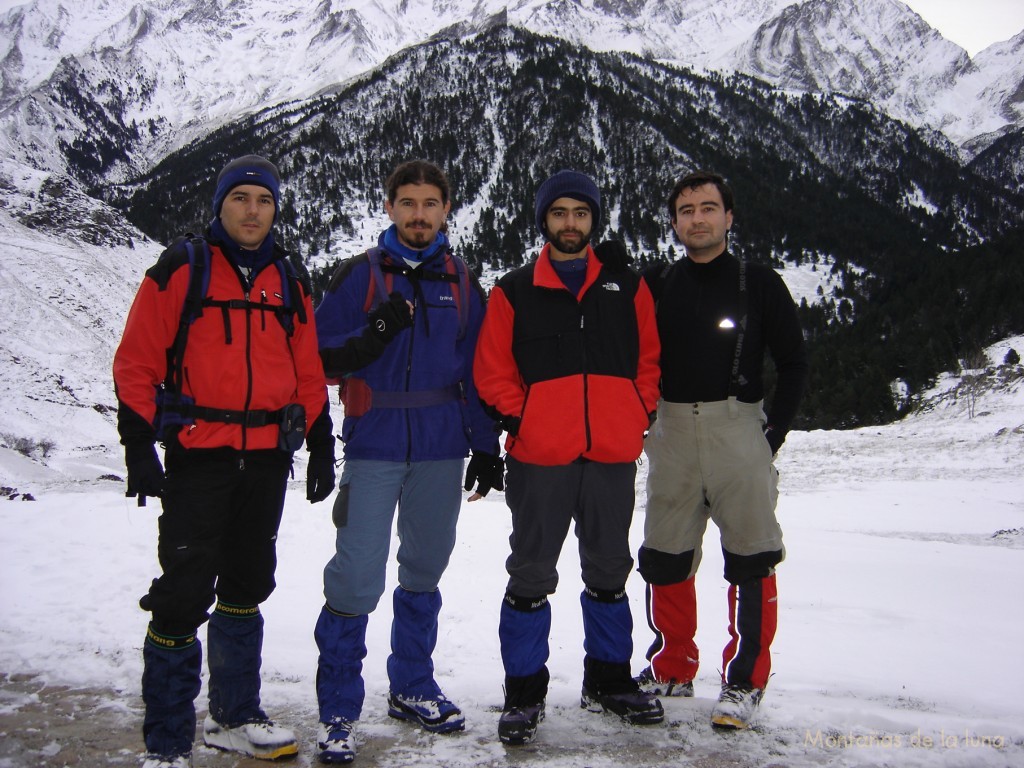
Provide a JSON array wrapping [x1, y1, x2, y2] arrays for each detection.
[[0, 191, 157, 485], [938, 29, 1024, 146]]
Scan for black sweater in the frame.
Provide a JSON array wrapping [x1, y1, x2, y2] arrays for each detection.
[[644, 252, 808, 443]]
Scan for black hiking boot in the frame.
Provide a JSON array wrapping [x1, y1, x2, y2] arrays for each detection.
[[581, 683, 664, 725], [498, 667, 549, 745], [498, 702, 545, 745], [581, 655, 664, 725], [635, 664, 695, 698]]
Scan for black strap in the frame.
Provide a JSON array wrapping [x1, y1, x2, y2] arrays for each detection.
[[728, 260, 749, 399], [166, 237, 210, 393], [178, 403, 286, 427], [379, 261, 458, 284]]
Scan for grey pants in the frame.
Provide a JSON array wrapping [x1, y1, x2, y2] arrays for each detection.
[[643, 399, 783, 577], [504, 456, 637, 596]]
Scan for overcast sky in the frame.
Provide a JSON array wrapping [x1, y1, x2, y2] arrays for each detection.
[[0, 0, 1021, 56], [902, 0, 1024, 54]]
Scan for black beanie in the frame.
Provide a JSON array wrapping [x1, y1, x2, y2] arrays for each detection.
[[535, 170, 601, 236], [212, 155, 281, 220]]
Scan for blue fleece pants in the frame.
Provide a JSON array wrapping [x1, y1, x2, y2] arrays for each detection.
[[323, 459, 463, 615]]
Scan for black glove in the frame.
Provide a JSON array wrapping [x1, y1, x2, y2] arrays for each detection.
[[499, 414, 521, 437], [306, 449, 336, 503], [124, 441, 165, 501], [368, 292, 413, 344], [594, 240, 633, 272], [464, 451, 505, 496]]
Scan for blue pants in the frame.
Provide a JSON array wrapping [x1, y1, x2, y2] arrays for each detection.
[[323, 459, 463, 615]]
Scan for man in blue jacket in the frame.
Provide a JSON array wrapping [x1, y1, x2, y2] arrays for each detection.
[[312, 160, 502, 764]]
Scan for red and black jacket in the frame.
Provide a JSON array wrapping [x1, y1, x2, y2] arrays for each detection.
[[474, 245, 660, 466], [113, 238, 331, 453]]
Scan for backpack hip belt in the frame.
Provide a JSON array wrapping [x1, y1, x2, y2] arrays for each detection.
[[341, 378, 463, 418], [180, 403, 291, 427]]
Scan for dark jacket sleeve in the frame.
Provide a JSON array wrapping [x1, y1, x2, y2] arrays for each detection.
[[315, 255, 390, 378], [763, 270, 808, 445]]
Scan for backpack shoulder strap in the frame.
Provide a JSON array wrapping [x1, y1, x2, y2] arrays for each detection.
[[181, 236, 212, 326], [363, 247, 393, 313], [446, 252, 471, 340], [160, 235, 210, 394], [644, 260, 674, 306], [272, 254, 308, 335]]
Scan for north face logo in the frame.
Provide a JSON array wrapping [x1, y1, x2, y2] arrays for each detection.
[[602, 282, 621, 292]]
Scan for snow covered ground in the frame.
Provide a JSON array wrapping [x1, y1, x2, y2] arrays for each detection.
[[1, 335, 1022, 767]]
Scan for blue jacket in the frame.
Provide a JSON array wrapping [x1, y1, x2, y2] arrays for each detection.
[[315, 231, 498, 462]]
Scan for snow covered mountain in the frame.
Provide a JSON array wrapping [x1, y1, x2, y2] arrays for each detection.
[[727, 0, 1024, 147], [1, 0, 1022, 190], [728, 0, 968, 133]]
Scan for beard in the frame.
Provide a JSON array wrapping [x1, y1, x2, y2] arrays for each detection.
[[398, 222, 435, 249], [549, 229, 590, 255]]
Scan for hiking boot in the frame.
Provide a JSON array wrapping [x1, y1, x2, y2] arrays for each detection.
[[387, 691, 466, 733], [202, 715, 298, 760], [710, 683, 764, 730], [142, 755, 191, 768], [317, 719, 357, 764], [498, 701, 545, 745], [581, 683, 664, 725], [635, 665, 694, 698]]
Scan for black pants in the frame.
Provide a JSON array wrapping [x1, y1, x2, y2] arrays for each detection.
[[504, 456, 636, 596], [141, 448, 292, 636]]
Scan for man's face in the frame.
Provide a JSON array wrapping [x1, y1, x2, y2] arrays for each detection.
[[219, 184, 275, 250], [544, 197, 593, 259], [671, 183, 733, 263], [385, 183, 450, 249]]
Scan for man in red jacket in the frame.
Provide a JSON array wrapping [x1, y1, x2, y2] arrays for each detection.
[[474, 170, 663, 745], [113, 155, 335, 768]]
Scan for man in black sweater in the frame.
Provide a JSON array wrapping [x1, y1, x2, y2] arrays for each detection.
[[636, 170, 808, 730]]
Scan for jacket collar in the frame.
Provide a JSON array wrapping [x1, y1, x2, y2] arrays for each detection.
[[533, 243, 601, 297]]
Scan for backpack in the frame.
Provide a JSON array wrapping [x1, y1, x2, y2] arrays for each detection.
[[361, 246, 471, 340], [155, 235, 308, 440]]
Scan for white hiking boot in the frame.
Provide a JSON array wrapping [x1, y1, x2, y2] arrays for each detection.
[[710, 683, 764, 729], [387, 691, 465, 733], [202, 715, 298, 760], [317, 719, 358, 764], [141, 754, 191, 768]]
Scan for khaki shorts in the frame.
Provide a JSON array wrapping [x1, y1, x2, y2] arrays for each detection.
[[642, 399, 783, 578]]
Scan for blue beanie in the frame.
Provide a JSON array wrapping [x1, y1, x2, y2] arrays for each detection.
[[212, 155, 281, 219], [535, 170, 601, 236]]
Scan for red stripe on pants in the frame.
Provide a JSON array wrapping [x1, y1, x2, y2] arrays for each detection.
[[722, 573, 777, 689], [646, 579, 699, 683]]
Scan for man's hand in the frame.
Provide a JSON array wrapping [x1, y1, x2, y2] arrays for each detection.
[[368, 292, 414, 343], [125, 441, 165, 503], [464, 451, 505, 501], [306, 449, 336, 503], [764, 424, 783, 456]]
